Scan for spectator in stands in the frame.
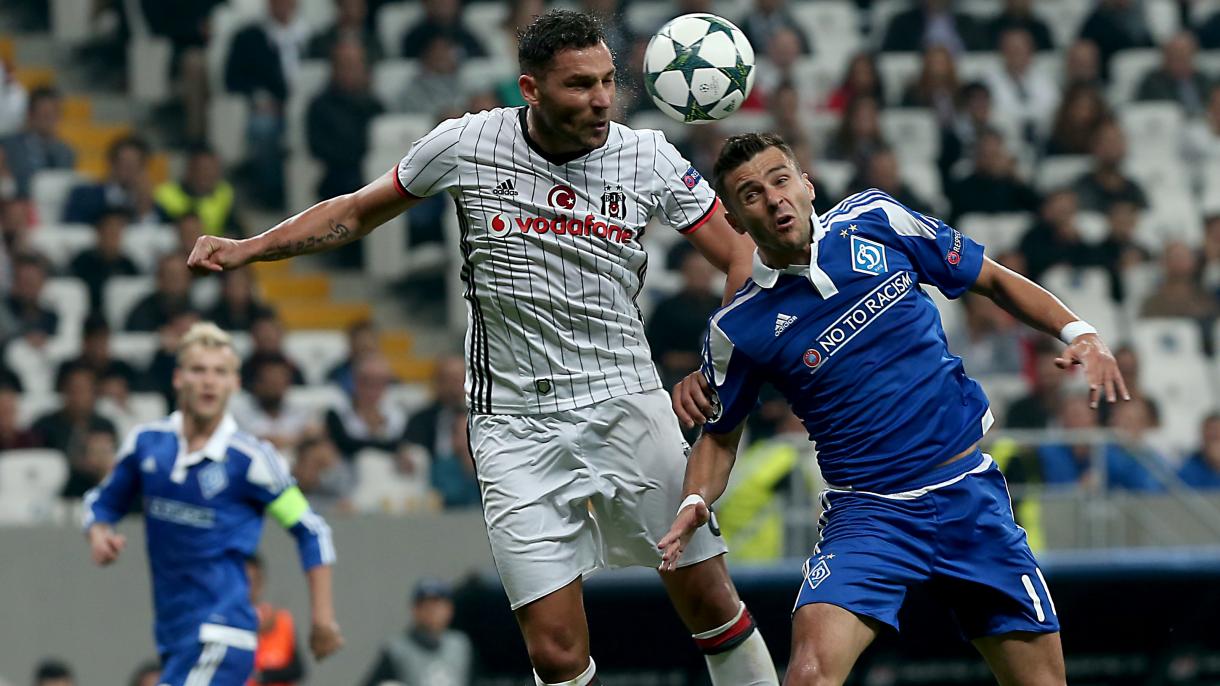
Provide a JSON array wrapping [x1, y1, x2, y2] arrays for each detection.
[[1182, 84, 1220, 175], [405, 354, 465, 461], [769, 84, 829, 215], [825, 95, 886, 165], [1200, 6, 1220, 49], [62, 136, 157, 225], [740, 0, 811, 58], [1072, 117, 1148, 213], [32, 365, 116, 458], [4, 252, 57, 345], [62, 427, 117, 498], [0, 61, 28, 137], [1180, 413, 1220, 488], [69, 210, 139, 314], [242, 311, 307, 388], [360, 578, 474, 686], [141, 0, 225, 145], [292, 436, 353, 513], [56, 315, 138, 392], [173, 212, 204, 255], [1094, 200, 1150, 302], [1112, 344, 1145, 403], [901, 46, 959, 127], [880, 0, 986, 54], [948, 292, 1026, 377], [0, 145, 19, 202], [848, 146, 934, 216], [32, 659, 74, 686], [1063, 38, 1103, 90], [0, 86, 74, 199], [1140, 240, 1220, 322], [647, 246, 721, 388], [124, 253, 196, 332], [492, 0, 546, 107], [986, 0, 1054, 51], [1135, 31, 1212, 116], [0, 383, 38, 450], [401, 0, 488, 60], [823, 52, 884, 115], [1045, 84, 1111, 157], [431, 409, 480, 508], [325, 353, 409, 459], [153, 146, 239, 236], [1202, 214, 1220, 292], [224, 0, 310, 210], [205, 267, 274, 332], [747, 26, 802, 111], [582, 0, 633, 65], [947, 128, 1040, 221], [307, 0, 384, 63], [126, 661, 160, 686], [985, 27, 1059, 144], [1017, 189, 1095, 280], [1078, 0, 1154, 80], [233, 352, 317, 451], [138, 310, 199, 408], [306, 39, 385, 201], [1104, 395, 1169, 490], [247, 554, 306, 685], [398, 35, 468, 120], [326, 319, 380, 394], [938, 81, 993, 181], [1005, 341, 1065, 429], [1039, 393, 1161, 492]]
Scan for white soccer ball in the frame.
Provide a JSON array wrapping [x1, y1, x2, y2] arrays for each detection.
[[643, 13, 756, 125]]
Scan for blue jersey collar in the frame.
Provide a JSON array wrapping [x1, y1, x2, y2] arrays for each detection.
[[750, 213, 839, 298], [169, 411, 238, 483]]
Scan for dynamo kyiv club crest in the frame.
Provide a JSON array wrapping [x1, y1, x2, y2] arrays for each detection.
[[851, 236, 888, 276]]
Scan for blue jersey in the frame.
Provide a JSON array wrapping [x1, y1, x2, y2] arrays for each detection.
[[702, 190, 993, 494], [83, 412, 334, 655]]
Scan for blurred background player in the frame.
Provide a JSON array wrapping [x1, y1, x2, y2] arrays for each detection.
[[82, 322, 343, 685]]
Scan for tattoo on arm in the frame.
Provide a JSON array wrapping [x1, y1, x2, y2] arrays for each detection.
[[257, 221, 353, 261]]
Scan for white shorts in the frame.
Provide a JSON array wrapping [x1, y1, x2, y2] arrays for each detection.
[[470, 389, 729, 610]]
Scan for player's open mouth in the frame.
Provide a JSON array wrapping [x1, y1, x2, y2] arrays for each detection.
[[591, 121, 608, 133], [775, 214, 795, 230]]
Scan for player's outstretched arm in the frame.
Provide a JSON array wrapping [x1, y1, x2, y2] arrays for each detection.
[[305, 563, 344, 660], [684, 205, 757, 303], [971, 257, 1130, 408], [187, 172, 421, 272], [658, 426, 744, 571]]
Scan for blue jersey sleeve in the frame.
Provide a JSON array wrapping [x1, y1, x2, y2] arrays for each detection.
[[700, 318, 765, 434], [82, 429, 143, 530], [241, 439, 335, 570]]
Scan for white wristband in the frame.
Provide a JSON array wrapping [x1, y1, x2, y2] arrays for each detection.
[[678, 493, 706, 516], [1059, 320, 1097, 344]]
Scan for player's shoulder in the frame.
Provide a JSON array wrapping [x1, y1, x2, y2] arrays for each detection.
[[608, 119, 672, 152], [821, 188, 937, 238], [230, 430, 294, 489], [228, 430, 277, 463], [121, 417, 176, 452], [426, 107, 514, 143], [708, 279, 770, 344]]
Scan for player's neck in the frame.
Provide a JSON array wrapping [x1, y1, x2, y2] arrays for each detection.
[[524, 107, 592, 160], [758, 245, 812, 271], [182, 411, 225, 451]]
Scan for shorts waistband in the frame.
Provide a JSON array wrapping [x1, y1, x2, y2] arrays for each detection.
[[824, 452, 992, 501]]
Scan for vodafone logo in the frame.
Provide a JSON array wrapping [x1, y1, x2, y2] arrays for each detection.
[[547, 184, 577, 210], [490, 214, 512, 237]]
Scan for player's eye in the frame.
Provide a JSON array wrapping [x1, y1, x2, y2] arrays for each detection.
[[775, 176, 788, 185]]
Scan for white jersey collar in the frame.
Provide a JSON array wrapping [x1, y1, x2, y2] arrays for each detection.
[[750, 213, 839, 298], [170, 411, 238, 483]]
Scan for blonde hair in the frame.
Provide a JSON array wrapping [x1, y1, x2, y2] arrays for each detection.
[[177, 321, 235, 358]]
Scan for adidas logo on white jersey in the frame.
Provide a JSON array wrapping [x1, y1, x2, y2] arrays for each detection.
[[774, 313, 797, 336], [492, 178, 518, 196]]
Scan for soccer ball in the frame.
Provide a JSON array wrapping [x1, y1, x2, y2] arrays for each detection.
[[643, 13, 756, 125]]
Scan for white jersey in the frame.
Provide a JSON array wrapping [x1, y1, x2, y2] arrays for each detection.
[[395, 107, 718, 415]]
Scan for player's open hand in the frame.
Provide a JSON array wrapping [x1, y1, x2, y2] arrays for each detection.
[[657, 499, 710, 572], [187, 235, 250, 274], [1056, 333, 1130, 409], [309, 619, 344, 660], [88, 525, 126, 566], [672, 371, 715, 429]]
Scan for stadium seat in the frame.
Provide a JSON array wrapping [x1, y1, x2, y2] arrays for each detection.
[[371, 59, 421, 109], [625, 111, 689, 145], [103, 276, 155, 331], [49, 0, 89, 44], [27, 223, 94, 271], [42, 277, 89, 346], [956, 213, 1032, 255], [205, 2, 263, 95], [207, 95, 250, 164], [922, 284, 964, 339], [350, 448, 433, 514], [718, 111, 775, 136], [283, 330, 349, 386], [0, 450, 69, 525], [791, 58, 842, 107], [898, 159, 946, 215], [121, 223, 180, 273], [285, 60, 333, 154], [1034, 0, 1092, 50], [466, 2, 512, 61], [369, 113, 434, 153], [1039, 266, 1122, 340], [1075, 210, 1109, 245], [1131, 318, 1215, 452], [880, 109, 940, 162], [1201, 164, 1220, 216], [285, 384, 347, 419], [375, 3, 424, 59], [814, 160, 853, 202], [957, 53, 1002, 86], [789, 1, 860, 73], [868, 0, 911, 50], [109, 332, 159, 368], [15, 390, 59, 427], [297, 0, 337, 33], [877, 53, 920, 104], [1146, 0, 1182, 42], [385, 383, 433, 415], [1034, 156, 1091, 193], [3, 340, 60, 397], [30, 170, 82, 224], [285, 152, 324, 217], [127, 35, 172, 103], [1138, 200, 1205, 249], [1108, 49, 1161, 105], [1120, 103, 1185, 161]]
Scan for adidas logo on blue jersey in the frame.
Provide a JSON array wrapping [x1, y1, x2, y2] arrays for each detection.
[[492, 178, 518, 196], [774, 313, 797, 336]]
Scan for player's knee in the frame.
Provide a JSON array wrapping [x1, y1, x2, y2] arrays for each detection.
[[527, 627, 588, 682], [784, 650, 844, 686]]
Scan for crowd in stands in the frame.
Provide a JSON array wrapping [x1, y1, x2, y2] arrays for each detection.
[[2, 0, 1220, 527]]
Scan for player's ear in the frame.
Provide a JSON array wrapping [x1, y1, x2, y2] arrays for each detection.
[[518, 73, 540, 107], [802, 173, 815, 198]]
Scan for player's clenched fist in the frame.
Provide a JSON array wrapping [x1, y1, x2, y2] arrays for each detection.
[[309, 619, 345, 660], [187, 235, 249, 273], [88, 524, 126, 566]]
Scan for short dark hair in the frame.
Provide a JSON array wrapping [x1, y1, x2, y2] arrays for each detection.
[[107, 135, 150, 163], [95, 208, 132, 229], [518, 9, 607, 75], [712, 132, 801, 204], [34, 658, 73, 681], [83, 313, 110, 338], [27, 86, 60, 113]]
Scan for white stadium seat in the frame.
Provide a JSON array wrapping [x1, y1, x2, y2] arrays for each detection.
[[1132, 319, 1216, 452], [1108, 49, 1161, 105], [121, 223, 181, 273], [207, 95, 250, 164], [285, 60, 333, 153], [1034, 156, 1091, 193], [42, 277, 89, 348], [350, 448, 433, 514], [4, 340, 61, 397], [1120, 103, 1185, 161], [369, 113, 434, 153], [880, 109, 939, 162], [0, 450, 69, 525], [30, 170, 82, 224], [1039, 266, 1122, 341], [956, 213, 1032, 255], [385, 383, 433, 415], [376, 3, 423, 59], [26, 224, 94, 271], [1146, 0, 1182, 42], [877, 53, 920, 105], [283, 330, 349, 386], [791, 57, 843, 107], [790, 1, 859, 73], [103, 276, 155, 331], [1034, 0, 1091, 49], [109, 332, 159, 368], [371, 59, 420, 109], [285, 384, 348, 418], [813, 161, 853, 202]]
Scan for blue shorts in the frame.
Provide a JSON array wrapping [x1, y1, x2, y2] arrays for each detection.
[[795, 453, 1059, 639], [160, 642, 254, 686]]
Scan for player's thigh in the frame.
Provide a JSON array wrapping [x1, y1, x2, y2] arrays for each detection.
[[158, 643, 254, 686], [973, 631, 1066, 686], [658, 552, 742, 633], [469, 412, 602, 611], [580, 389, 727, 568], [786, 603, 881, 686], [514, 576, 591, 677]]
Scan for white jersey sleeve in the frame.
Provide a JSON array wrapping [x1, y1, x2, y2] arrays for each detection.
[[394, 115, 470, 197], [651, 131, 719, 234]]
